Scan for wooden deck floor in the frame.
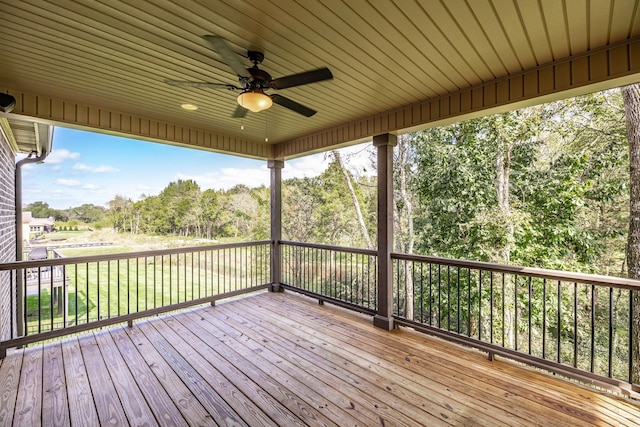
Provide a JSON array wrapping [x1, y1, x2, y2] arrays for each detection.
[[1, 291, 639, 426]]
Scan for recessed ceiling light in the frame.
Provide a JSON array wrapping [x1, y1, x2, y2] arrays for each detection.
[[181, 103, 198, 111]]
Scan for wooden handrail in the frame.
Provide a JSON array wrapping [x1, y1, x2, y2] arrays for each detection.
[[1, 240, 272, 270], [391, 252, 640, 290]]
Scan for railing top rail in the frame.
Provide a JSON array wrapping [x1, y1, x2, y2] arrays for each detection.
[[392, 252, 640, 290], [0, 240, 271, 270], [280, 240, 377, 256]]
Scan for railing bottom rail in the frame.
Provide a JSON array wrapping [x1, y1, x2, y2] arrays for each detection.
[[280, 284, 376, 316]]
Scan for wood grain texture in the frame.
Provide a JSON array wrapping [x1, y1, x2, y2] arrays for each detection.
[[2, 291, 639, 426], [13, 344, 43, 426], [0, 348, 23, 425], [62, 339, 99, 426], [78, 334, 129, 426], [42, 342, 69, 427]]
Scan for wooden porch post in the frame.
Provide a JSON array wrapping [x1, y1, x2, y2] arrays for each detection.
[[268, 160, 284, 292], [373, 133, 397, 330]]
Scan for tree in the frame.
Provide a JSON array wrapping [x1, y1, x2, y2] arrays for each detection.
[[412, 93, 627, 272], [158, 180, 201, 235], [67, 203, 107, 223], [25, 201, 59, 219], [199, 189, 221, 239], [621, 82, 640, 384], [394, 135, 417, 319], [283, 177, 322, 242], [107, 195, 134, 233], [332, 150, 373, 248]]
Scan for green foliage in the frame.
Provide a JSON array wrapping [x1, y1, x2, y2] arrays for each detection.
[[282, 159, 376, 247], [412, 91, 628, 274], [25, 201, 61, 220], [106, 179, 269, 240]]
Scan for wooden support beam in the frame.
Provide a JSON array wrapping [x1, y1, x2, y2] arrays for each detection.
[[373, 133, 397, 330], [268, 160, 284, 292]]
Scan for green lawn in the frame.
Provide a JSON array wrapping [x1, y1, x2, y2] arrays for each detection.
[[25, 242, 270, 333]]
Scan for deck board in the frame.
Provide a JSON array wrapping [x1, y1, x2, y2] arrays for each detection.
[[3, 291, 640, 426], [62, 339, 99, 426], [138, 320, 248, 426], [79, 333, 129, 425], [0, 347, 22, 425], [208, 299, 454, 426], [260, 293, 630, 425], [42, 342, 68, 426], [164, 312, 308, 427], [13, 344, 43, 426], [238, 294, 532, 425], [250, 294, 594, 426], [117, 326, 215, 426], [94, 330, 160, 425]]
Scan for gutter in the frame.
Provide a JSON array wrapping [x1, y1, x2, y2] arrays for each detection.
[[14, 123, 52, 337], [15, 149, 49, 259]]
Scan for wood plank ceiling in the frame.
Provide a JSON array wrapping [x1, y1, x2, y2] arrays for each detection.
[[1, 0, 640, 159]]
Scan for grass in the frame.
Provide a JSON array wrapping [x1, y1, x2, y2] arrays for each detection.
[[25, 231, 270, 333]]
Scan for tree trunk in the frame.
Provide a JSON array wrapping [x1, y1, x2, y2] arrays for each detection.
[[332, 150, 373, 249], [495, 129, 514, 347], [622, 83, 640, 384], [496, 143, 512, 263], [393, 136, 415, 320]]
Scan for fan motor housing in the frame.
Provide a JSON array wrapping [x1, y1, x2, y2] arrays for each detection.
[[248, 68, 272, 89]]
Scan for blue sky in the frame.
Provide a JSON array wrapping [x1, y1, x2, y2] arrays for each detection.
[[20, 127, 373, 209]]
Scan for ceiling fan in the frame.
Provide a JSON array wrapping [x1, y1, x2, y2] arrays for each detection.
[[166, 35, 333, 118]]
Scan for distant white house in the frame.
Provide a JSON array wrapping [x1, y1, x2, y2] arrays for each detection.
[[22, 211, 55, 238]]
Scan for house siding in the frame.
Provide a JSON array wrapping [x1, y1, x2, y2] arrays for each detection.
[[0, 130, 16, 341]]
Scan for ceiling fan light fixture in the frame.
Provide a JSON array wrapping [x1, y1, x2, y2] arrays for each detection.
[[237, 89, 272, 112]]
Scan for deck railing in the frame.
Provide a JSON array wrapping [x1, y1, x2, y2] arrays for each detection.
[[390, 253, 640, 397], [0, 241, 271, 355], [279, 241, 640, 397], [3, 239, 640, 397], [280, 241, 377, 314]]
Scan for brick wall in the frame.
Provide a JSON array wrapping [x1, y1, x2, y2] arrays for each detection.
[[0, 130, 16, 341]]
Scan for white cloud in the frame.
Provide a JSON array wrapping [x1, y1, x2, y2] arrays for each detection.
[[73, 163, 120, 173], [338, 144, 376, 176], [284, 143, 376, 180], [56, 178, 81, 186], [284, 153, 328, 179], [82, 183, 99, 190], [173, 144, 374, 191], [176, 165, 269, 190], [45, 149, 80, 164]]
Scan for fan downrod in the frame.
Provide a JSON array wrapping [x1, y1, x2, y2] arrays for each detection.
[[247, 50, 264, 65]]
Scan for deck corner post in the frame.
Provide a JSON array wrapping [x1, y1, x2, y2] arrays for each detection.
[[373, 133, 397, 331], [268, 159, 285, 292]]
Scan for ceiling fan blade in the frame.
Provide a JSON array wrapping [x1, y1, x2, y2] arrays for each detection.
[[270, 67, 333, 89], [165, 80, 239, 90], [203, 35, 250, 78], [271, 94, 316, 117], [232, 105, 249, 118]]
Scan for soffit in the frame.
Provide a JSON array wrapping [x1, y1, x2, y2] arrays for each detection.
[[1, 0, 639, 159]]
